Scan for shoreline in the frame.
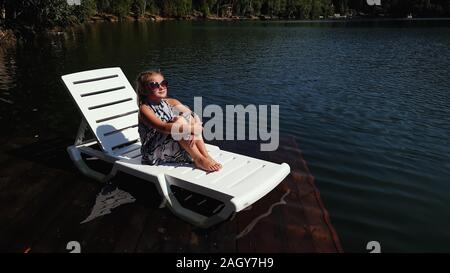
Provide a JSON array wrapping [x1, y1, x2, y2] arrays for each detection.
[[0, 28, 17, 47], [2, 14, 450, 45], [85, 13, 272, 23], [83, 13, 450, 23]]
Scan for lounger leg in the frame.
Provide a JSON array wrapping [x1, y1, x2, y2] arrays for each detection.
[[102, 164, 119, 183], [199, 202, 235, 228], [67, 145, 115, 183], [74, 118, 88, 145], [156, 174, 235, 228], [167, 196, 234, 228], [159, 199, 167, 208]]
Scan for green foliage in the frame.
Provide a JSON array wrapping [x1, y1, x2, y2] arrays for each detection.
[[1, 0, 450, 34], [96, 0, 113, 13], [159, 0, 193, 17], [112, 0, 133, 18], [145, 0, 160, 14], [73, 0, 97, 22], [4, 0, 75, 29], [193, 0, 211, 16], [131, 0, 147, 17]]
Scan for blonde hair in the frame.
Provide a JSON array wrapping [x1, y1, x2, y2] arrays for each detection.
[[135, 70, 164, 106]]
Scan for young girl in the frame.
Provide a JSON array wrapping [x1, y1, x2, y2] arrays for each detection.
[[136, 70, 222, 172]]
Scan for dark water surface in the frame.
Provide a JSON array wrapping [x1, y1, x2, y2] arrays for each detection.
[[1, 19, 450, 252]]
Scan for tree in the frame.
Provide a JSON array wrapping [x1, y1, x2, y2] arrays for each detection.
[[2, 0, 450, 36], [112, 0, 133, 18], [131, 0, 147, 18], [0, 0, 5, 26], [73, 0, 97, 22]]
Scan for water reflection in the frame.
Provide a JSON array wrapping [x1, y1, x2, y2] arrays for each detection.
[[236, 189, 290, 239], [81, 184, 136, 224], [0, 48, 16, 103]]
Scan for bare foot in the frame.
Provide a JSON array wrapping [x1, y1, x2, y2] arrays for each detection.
[[207, 156, 222, 171], [200, 152, 222, 171], [194, 156, 222, 172]]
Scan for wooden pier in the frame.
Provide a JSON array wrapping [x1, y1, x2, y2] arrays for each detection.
[[0, 135, 342, 253]]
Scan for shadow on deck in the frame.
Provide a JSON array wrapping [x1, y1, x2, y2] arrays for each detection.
[[0, 135, 343, 253]]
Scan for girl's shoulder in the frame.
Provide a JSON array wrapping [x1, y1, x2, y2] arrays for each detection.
[[165, 97, 182, 107], [139, 100, 151, 110]]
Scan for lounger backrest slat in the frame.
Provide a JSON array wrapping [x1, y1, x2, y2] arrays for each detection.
[[89, 100, 139, 123], [72, 76, 126, 95], [103, 126, 141, 151], [81, 87, 133, 110], [121, 147, 142, 159], [62, 67, 140, 155], [113, 141, 142, 157]]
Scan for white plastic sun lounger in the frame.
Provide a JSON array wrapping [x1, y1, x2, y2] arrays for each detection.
[[62, 67, 290, 228]]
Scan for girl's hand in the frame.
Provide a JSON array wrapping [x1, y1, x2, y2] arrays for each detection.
[[193, 113, 201, 125], [191, 122, 203, 136], [170, 116, 183, 124], [187, 134, 195, 147]]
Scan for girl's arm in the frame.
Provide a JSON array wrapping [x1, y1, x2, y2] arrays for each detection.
[[166, 98, 200, 121], [139, 104, 201, 135], [165, 98, 202, 146]]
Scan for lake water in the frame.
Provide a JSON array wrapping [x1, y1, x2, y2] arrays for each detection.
[[1, 19, 450, 252]]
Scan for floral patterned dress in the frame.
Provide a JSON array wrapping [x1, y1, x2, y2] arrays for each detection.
[[138, 99, 193, 165]]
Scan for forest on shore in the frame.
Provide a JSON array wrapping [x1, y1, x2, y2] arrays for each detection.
[[1, 0, 450, 40]]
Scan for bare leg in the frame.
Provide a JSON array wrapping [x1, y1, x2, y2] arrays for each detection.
[[172, 115, 221, 171], [188, 116, 222, 170], [193, 138, 222, 171], [194, 135, 209, 158], [177, 139, 220, 172]]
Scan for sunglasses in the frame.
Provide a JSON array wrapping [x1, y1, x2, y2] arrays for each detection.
[[145, 80, 168, 91]]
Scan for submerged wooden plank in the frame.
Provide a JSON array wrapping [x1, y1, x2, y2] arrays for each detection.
[[0, 138, 83, 252], [28, 181, 100, 253], [211, 139, 288, 252], [112, 177, 162, 252], [211, 137, 342, 253], [275, 137, 343, 252], [268, 140, 329, 252], [0, 171, 85, 252], [0, 135, 342, 253]]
